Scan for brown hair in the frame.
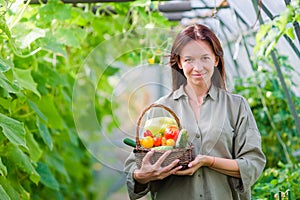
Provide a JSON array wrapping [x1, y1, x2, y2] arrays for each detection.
[[170, 24, 226, 91]]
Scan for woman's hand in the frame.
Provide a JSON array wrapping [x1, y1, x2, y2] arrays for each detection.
[[174, 155, 211, 176], [174, 155, 241, 178], [133, 150, 183, 184]]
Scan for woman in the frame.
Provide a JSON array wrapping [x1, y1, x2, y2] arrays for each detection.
[[124, 24, 266, 200]]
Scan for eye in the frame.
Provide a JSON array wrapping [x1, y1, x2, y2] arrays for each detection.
[[184, 58, 192, 62], [200, 56, 211, 62]]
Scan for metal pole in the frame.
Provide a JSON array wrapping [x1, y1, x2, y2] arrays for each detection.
[[271, 51, 300, 135]]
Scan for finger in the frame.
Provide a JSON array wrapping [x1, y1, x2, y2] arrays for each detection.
[[162, 159, 180, 173], [188, 160, 196, 168], [188, 156, 200, 167], [170, 165, 182, 174], [154, 150, 171, 166], [142, 149, 155, 164], [174, 168, 190, 176], [174, 171, 184, 175], [160, 165, 182, 179], [175, 167, 194, 176], [159, 162, 182, 179]]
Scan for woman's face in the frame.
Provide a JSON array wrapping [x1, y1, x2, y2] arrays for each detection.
[[179, 40, 218, 89]]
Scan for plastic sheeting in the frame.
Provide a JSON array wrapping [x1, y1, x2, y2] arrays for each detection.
[[158, 0, 300, 94]]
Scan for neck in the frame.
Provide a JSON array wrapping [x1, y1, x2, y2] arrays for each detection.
[[184, 83, 211, 105]]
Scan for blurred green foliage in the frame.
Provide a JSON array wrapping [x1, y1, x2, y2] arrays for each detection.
[[0, 0, 173, 199], [235, 0, 300, 198], [252, 162, 300, 199], [234, 53, 300, 167]]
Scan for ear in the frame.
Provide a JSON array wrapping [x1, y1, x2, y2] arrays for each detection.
[[178, 62, 183, 69], [214, 57, 219, 67], [177, 57, 183, 69]]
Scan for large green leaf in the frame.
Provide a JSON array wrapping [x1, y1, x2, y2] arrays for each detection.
[[0, 58, 11, 72], [27, 99, 48, 122], [38, 33, 67, 57], [0, 113, 26, 148], [0, 98, 11, 113], [35, 95, 64, 129], [70, 7, 94, 26], [0, 185, 10, 200], [54, 27, 82, 48], [0, 73, 19, 94], [45, 153, 70, 183], [66, 126, 78, 146], [37, 63, 67, 87], [38, 0, 72, 23], [0, 175, 27, 200], [6, 144, 40, 185], [26, 130, 42, 162], [13, 68, 40, 97], [17, 27, 46, 49], [36, 117, 53, 150], [36, 162, 59, 191], [0, 157, 7, 176]]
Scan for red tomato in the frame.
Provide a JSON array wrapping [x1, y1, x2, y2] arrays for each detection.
[[164, 125, 179, 141], [153, 137, 162, 147], [143, 130, 153, 137]]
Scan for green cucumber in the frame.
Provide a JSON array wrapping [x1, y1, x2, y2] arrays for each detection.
[[123, 138, 136, 148]]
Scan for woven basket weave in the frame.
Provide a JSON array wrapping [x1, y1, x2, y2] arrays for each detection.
[[134, 103, 194, 169]]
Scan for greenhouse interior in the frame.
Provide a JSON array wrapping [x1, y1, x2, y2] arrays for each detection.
[[0, 0, 299, 199]]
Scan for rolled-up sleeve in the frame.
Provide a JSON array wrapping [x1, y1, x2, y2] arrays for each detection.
[[231, 97, 266, 193], [124, 152, 150, 200]]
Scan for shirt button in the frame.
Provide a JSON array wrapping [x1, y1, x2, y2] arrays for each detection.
[[200, 194, 203, 198], [196, 134, 200, 138]]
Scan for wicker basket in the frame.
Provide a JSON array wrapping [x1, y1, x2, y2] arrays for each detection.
[[134, 103, 194, 169]]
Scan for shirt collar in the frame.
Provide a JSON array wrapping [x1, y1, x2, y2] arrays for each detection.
[[173, 84, 187, 100], [173, 84, 218, 101]]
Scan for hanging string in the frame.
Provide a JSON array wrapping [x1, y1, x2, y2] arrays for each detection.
[[251, 0, 262, 29], [213, 0, 217, 18], [212, 0, 220, 37]]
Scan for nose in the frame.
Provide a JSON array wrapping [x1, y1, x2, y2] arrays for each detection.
[[191, 59, 203, 71]]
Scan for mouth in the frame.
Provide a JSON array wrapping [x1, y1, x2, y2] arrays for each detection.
[[192, 72, 206, 77]]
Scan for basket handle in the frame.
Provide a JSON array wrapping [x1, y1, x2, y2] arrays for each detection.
[[135, 103, 181, 148]]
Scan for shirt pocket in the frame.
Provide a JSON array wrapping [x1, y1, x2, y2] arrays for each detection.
[[202, 124, 235, 157]]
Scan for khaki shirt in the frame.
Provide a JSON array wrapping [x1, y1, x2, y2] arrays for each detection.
[[124, 84, 266, 200]]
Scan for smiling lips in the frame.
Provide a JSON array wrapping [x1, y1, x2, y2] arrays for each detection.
[[192, 72, 206, 77]]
